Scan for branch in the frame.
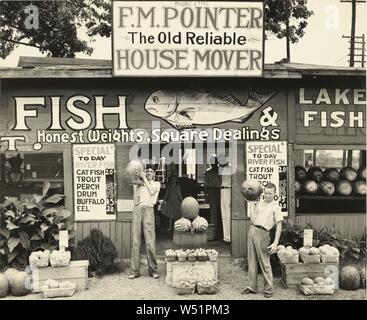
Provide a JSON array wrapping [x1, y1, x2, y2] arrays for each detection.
[[2, 38, 41, 49]]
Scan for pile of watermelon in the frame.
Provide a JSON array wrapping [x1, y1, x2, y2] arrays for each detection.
[[295, 166, 366, 196], [0, 268, 32, 298]]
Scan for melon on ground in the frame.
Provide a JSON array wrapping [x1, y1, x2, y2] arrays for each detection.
[[9, 271, 31, 296], [360, 266, 366, 289], [340, 266, 361, 290], [0, 274, 9, 298]]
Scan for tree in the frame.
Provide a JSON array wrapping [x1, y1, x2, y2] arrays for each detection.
[[0, 0, 111, 59], [265, 0, 314, 59], [0, 0, 313, 59]]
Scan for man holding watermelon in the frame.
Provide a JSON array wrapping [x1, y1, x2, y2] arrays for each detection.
[[242, 182, 283, 298], [129, 164, 161, 280]]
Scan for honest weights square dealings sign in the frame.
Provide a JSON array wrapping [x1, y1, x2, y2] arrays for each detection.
[[112, 1, 264, 77]]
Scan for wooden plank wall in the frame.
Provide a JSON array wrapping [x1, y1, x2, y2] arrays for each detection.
[[296, 214, 366, 238]]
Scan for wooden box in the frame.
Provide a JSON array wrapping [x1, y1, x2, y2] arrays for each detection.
[[166, 261, 218, 288], [173, 231, 207, 248], [31, 260, 89, 293], [280, 262, 339, 289]]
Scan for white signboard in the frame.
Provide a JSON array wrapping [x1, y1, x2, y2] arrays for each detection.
[[246, 141, 288, 217], [303, 229, 313, 248], [73, 144, 116, 221], [113, 1, 264, 76]]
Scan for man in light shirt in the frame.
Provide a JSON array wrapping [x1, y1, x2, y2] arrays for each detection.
[[242, 182, 283, 298], [129, 164, 161, 280]]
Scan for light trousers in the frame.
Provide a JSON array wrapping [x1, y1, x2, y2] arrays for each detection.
[[220, 188, 231, 242], [131, 205, 158, 276], [246, 225, 274, 294]]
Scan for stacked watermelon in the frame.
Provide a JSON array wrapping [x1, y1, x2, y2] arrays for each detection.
[[295, 165, 366, 197]]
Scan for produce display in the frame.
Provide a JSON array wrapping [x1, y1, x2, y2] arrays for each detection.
[[177, 278, 197, 295], [340, 266, 361, 290], [240, 179, 263, 201], [29, 250, 50, 267], [126, 160, 145, 185], [299, 247, 321, 264], [277, 245, 299, 264], [295, 166, 366, 197], [7, 270, 31, 297], [174, 218, 192, 232], [197, 278, 218, 295], [41, 279, 76, 298], [299, 276, 335, 295], [360, 266, 366, 289], [319, 244, 340, 263], [0, 273, 9, 298], [181, 197, 200, 219], [192, 216, 209, 232], [165, 248, 218, 262], [174, 216, 209, 233], [49, 247, 71, 267]]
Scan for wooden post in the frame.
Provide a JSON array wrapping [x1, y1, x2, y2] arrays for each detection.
[[350, 0, 356, 66], [285, 0, 291, 61]]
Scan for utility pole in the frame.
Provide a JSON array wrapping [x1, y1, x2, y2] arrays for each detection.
[[341, 0, 366, 67]]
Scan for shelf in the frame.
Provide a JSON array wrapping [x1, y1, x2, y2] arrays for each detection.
[[297, 195, 365, 201], [23, 178, 64, 183]]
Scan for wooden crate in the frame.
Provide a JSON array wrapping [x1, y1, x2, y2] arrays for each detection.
[[166, 261, 218, 288], [280, 262, 339, 289], [173, 231, 207, 248], [31, 260, 89, 293]]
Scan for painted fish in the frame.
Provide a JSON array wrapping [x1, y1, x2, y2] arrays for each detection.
[[145, 89, 276, 129]]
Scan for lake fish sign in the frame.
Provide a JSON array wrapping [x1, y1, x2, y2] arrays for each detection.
[[112, 1, 264, 76]]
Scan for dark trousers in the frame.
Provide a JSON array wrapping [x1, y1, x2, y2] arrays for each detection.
[[207, 187, 222, 240]]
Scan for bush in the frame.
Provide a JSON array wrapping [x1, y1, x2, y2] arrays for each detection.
[[0, 182, 73, 268], [73, 229, 121, 277]]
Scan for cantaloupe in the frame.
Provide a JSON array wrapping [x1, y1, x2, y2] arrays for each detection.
[[0, 274, 9, 298], [340, 266, 361, 290], [9, 271, 31, 296], [314, 277, 325, 284], [301, 278, 314, 285]]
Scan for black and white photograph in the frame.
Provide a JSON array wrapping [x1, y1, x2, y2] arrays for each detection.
[[0, 0, 366, 306]]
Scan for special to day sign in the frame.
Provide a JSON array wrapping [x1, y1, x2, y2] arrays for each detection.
[[112, 1, 264, 76], [246, 141, 288, 216], [73, 144, 116, 221]]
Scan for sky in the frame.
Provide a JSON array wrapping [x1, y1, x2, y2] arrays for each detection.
[[0, 0, 366, 67]]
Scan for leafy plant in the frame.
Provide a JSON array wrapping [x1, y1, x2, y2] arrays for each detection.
[[73, 229, 121, 277], [0, 181, 73, 268]]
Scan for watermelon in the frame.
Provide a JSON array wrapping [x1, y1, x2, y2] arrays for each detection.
[[336, 180, 353, 196], [319, 181, 335, 196], [353, 180, 366, 196], [192, 216, 209, 232], [126, 160, 145, 185], [240, 179, 263, 201], [340, 167, 358, 182], [303, 180, 319, 194], [4, 268, 18, 282], [340, 266, 361, 290], [181, 197, 200, 220], [360, 266, 366, 289], [307, 167, 324, 182], [357, 167, 366, 180], [295, 166, 307, 182], [174, 218, 192, 232], [323, 168, 340, 183], [295, 180, 302, 194], [0, 273, 9, 298], [9, 271, 31, 296]]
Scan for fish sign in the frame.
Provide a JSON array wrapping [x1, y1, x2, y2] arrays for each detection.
[[144, 89, 276, 129]]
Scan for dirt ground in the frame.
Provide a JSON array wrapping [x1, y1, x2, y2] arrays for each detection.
[[2, 258, 366, 301]]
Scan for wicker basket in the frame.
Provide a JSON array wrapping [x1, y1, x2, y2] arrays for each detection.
[[277, 252, 299, 264], [178, 255, 187, 262], [197, 282, 218, 295], [177, 285, 196, 295], [50, 256, 71, 267], [167, 255, 177, 262], [300, 253, 320, 264], [208, 254, 219, 262], [29, 248, 50, 268], [188, 255, 197, 262], [320, 253, 339, 263], [198, 255, 208, 262], [42, 284, 77, 298]]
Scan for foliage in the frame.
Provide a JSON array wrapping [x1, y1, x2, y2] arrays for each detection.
[[73, 229, 121, 277], [277, 221, 366, 262], [1, 0, 312, 58], [0, 182, 73, 268], [0, 0, 111, 58], [264, 0, 313, 43]]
